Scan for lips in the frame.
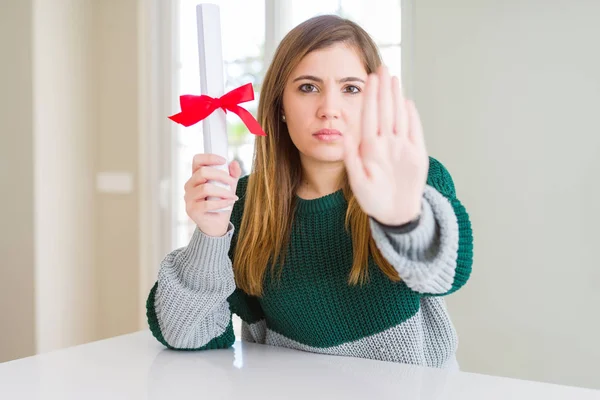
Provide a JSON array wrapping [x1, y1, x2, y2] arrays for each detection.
[[312, 129, 342, 136], [312, 129, 343, 142]]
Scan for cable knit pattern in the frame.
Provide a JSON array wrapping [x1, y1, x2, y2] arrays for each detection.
[[150, 226, 237, 349], [146, 157, 473, 368], [241, 296, 458, 369], [369, 186, 460, 294], [241, 319, 268, 344]]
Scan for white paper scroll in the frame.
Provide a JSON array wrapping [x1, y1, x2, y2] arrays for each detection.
[[196, 4, 231, 211]]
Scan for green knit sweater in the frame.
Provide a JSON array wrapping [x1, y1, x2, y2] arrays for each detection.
[[147, 157, 473, 368]]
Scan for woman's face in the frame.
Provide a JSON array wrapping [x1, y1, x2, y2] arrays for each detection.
[[282, 43, 368, 165]]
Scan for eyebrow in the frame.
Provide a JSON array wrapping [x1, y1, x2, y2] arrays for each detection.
[[292, 75, 366, 84]]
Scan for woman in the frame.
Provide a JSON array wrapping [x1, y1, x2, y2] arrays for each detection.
[[147, 14, 473, 370]]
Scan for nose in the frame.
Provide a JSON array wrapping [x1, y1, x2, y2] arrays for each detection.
[[317, 89, 341, 120]]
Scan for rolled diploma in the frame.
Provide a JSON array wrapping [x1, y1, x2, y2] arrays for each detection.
[[196, 4, 231, 211]]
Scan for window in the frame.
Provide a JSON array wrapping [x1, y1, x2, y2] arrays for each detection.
[[288, 0, 402, 76], [175, 0, 265, 247]]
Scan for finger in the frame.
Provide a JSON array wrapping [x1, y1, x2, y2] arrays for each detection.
[[392, 76, 409, 138], [378, 66, 393, 137], [187, 183, 239, 202], [228, 160, 243, 195], [229, 160, 242, 179], [192, 153, 227, 174], [185, 166, 236, 191], [343, 129, 367, 187], [407, 100, 426, 147], [200, 198, 237, 212], [361, 73, 379, 141]]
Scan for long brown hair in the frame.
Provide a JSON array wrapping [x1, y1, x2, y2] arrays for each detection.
[[233, 15, 400, 296]]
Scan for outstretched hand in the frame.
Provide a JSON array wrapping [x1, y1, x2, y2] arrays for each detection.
[[343, 66, 429, 226]]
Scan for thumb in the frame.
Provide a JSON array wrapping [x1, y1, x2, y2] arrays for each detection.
[[229, 160, 242, 179], [343, 133, 366, 187], [229, 160, 243, 193]]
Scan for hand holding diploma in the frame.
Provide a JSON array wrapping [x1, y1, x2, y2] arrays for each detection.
[[169, 4, 265, 221]]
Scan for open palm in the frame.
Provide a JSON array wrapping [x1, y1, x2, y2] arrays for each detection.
[[343, 66, 429, 226]]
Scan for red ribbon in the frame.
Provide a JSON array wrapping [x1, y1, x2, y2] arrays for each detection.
[[168, 83, 266, 136]]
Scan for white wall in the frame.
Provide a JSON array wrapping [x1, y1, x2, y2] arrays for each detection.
[[92, 0, 141, 341], [0, 0, 142, 362], [410, 0, 600, 390], [0, 0, 37, 363], [33, 0, 97, 354]]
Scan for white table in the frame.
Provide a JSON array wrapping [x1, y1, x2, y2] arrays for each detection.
[[0, 330, 598, 399]]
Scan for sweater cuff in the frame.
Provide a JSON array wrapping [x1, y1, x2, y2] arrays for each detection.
[[370, 185, 460, 294], [180, 223, 234, 265], [372, 214, 422, 234], [370, 193, 437, 260], [174, 222, 235, 291]]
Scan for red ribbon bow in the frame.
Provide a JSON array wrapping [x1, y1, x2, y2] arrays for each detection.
[[168, 83, 266, 136]]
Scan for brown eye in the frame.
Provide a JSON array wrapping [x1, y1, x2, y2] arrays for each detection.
[[299, 83, 318, 93], [344, 85, 361, 94]]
